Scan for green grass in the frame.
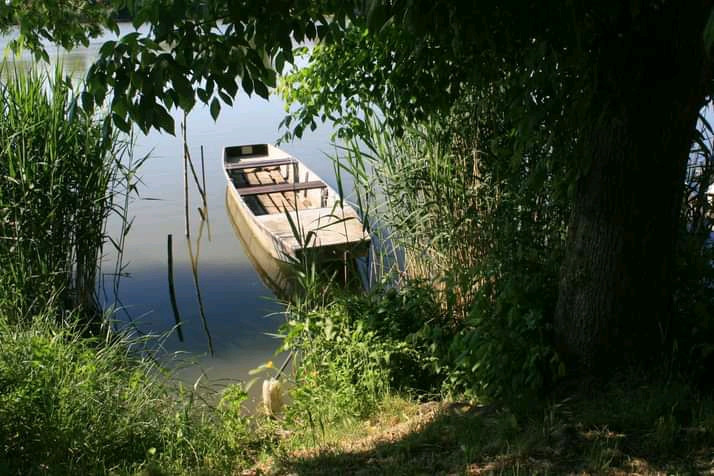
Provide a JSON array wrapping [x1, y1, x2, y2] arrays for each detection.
[[6, 315, 708, 476], [0, 312, 267, 475]]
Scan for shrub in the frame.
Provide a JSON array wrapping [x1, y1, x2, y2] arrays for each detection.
[[281, 276, 453, 435]]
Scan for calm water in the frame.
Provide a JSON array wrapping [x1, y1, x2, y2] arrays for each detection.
[[1, 26, 351, 389]]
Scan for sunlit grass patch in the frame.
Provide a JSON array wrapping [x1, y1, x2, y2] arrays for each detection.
[[270, 375, 714, 475]]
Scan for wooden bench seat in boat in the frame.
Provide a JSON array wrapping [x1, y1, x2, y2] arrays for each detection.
[[257, 206, 368, 250], [236, 180, 327, 196], [225, 157, 296, 170]]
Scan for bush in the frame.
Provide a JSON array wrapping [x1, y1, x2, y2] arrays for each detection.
[[281, 277, 453, 435]]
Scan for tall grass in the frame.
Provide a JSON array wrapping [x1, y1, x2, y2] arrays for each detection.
[[339, 118, 484, 319], [0, 65, 265, 475], [0, 65, 124, 323]]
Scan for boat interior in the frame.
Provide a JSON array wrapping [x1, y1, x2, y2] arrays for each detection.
[[225, 145, 330, 216]]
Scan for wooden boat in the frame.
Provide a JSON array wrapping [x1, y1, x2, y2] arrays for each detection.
[[223, 143, 370, 262]]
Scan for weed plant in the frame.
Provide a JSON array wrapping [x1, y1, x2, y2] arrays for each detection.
[[280, 269, 393, 435], [280, 264, 457, 445]]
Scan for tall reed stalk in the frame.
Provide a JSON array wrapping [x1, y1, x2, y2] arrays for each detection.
[[339, 97, 568, 308], [0, 65, 124, 323]]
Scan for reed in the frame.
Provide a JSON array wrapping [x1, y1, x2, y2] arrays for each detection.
[[0, 65, 124, 323], [333, 103, 568, 398], [337, 116, 486, 319]]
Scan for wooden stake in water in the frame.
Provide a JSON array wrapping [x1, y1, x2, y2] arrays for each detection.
[[167, 234, 184, 342], [200, 145, 212, 241], [182, 117, 190, 238]]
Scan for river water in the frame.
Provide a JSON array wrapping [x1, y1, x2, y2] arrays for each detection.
[[1, 25, 348, 389]]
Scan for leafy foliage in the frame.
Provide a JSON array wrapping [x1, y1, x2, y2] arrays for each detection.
[[280, 274, 452, 434], [278, 23, 461, 142], [0, 0, 114, 61]]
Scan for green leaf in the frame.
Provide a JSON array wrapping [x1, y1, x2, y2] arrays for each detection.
[[99, 40, 116, 56], [177, 91, 196, 111], [210, 97, 221, 120], [241, 74, 253, 96], [263, 69, 277, 88], [112, 96, 128, 117], [275, 51, 285, 72], [81, 91, 94, 113], [254, 80, 269, 99], [112, 112, 131, 133], [153, 104, 175, 133], [173, 75, 194, 102], [219, 90, 234, 106]]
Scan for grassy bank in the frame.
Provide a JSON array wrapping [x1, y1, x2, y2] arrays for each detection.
[[268, 274, 714, 475], [0, 314, 262, 474], [271, 380, 714, 475], [4, 294, 712, 475]]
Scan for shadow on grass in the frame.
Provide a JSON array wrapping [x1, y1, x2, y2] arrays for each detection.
[[274, 385, 714, 475]]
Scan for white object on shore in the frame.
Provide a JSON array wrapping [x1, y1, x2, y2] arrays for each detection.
[[262, 377, 283, 416]]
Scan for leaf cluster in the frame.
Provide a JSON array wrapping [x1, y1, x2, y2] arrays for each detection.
[[83, 0, 355, 133], [0, 0, 114, 61]]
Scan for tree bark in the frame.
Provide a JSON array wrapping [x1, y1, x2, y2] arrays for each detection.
[[554, 3, 712, 373]]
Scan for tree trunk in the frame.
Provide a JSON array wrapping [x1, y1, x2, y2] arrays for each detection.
[[554, 3, 712, 373]]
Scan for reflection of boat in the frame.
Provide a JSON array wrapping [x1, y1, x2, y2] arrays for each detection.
[[223, 143, 369, 262], [225, 186, 295, 299]]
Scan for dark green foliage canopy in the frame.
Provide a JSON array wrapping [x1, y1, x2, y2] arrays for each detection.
[[5, 1, 712, 140], [3, 0, 351, 133]]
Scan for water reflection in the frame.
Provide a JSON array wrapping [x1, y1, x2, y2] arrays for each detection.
[[185, 218, 215, 355]]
